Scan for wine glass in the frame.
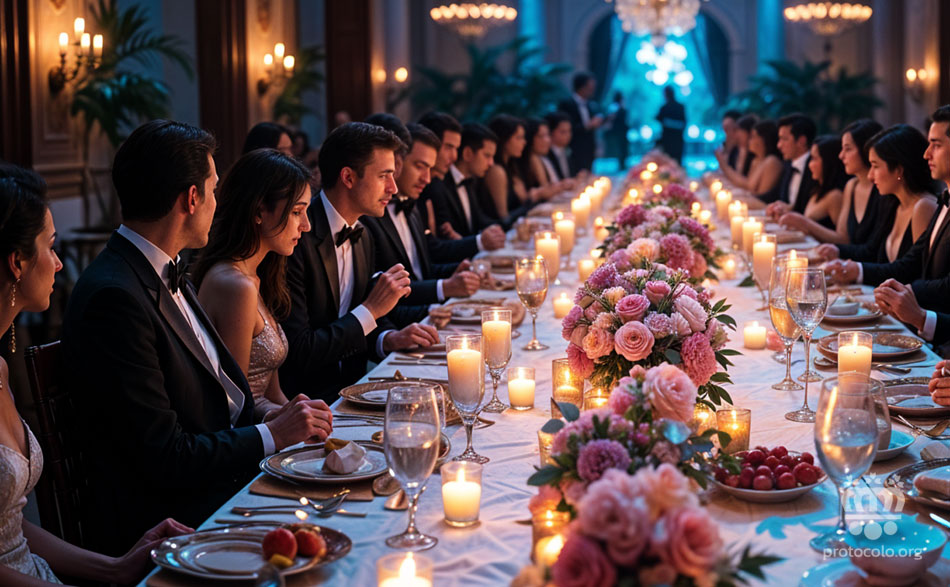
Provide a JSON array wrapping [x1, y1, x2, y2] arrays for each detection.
[[784, 267, 827, 422], [534, 231, 561, 286], [769, 256, 803, 391], [384, 383, 442, 551], [481, 308, 512, 413], [446, 334, 489, 464], [811, 374, 880, 552], [516, 257, 549, 351], [752, 232, 776, 311]]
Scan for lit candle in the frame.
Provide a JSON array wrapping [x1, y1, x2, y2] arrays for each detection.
[[571, 196, 591, 231], [481, 313, 511, 367], [647, 161, 658, 172], [710, 180, 723, 194], [690, 403, 716, 435], [728, 199, 745, 220], [58, 32, 69, 56], [274, 42, 285, 59], [722, 256, 737, 279], [538, 430, 554, 465], [691, 202, 702, 218], [263, 53, 274, 71], [447, 345, 482, 407], [441, 462, 482, 527], [741, 218, 762, 255], [743, 321, 767, 349], [532, 509, 570, 566], [689, 180, 699, 192], [715, 189, 732, 220], [787, 249, 808, 270], [640, 169, 653, 181], [92, 34, 103, 58], [377, 553, 433, 587], [716, 408, 751, 454], [578, 258, 595, 282], [838, 331, 872, 376], [593, 216, 608, 241], [535, 535, 565, 568], [591, 248, 605, 268], [552, 212, 575, 257], [752, 233, 776, 287], [534, 232, 560, 283], [583, 387, 610, 410], [698, 209, 713, 227], [652, 183, 662, 195], [79, 32, 90, 56], [551, 358, 583, 418], [730, 215, 746, 249], [552, 292, 572, 319], [507, 367, 535, 410], [73, 17, 85, 40], [283, 55, 295, 72]]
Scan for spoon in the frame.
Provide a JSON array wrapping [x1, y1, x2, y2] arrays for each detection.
[[384, 490, 407, 511]]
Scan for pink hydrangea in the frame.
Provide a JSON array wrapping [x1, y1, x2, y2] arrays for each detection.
[[644, 280, 672, 305], [583, 327, 614, 360], [660, 233, 693, 272], [662, 183, 697, 206], [551, 534, 617, 587], [680, 332, 718, 386], [567, 343, 595, 378], [614, 321, 655, 361], [561, 305, 583, 341], [678, 216, 715, 250], [608, 385, 638, 416], [616, 204, 647, 227], [559, 478, 587, 506], [643, 362, 696, 423], [673, 295, 708, 332], [608, 249, 634, 271], [587, 264, 618, 291], [583, 303, 602, 322], [644, 312, 674, 338], [615, 294, 650, 323], [577, 469, 651, 565], [577, 439, 632, 482]]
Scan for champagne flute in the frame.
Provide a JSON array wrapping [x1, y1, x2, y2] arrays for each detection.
[[446, 334, 489, 464], [384, 383, 442, 551], [481, 308, 512, 413], [752, 232, 776, 311], [516, 257, 549, 351], [534, 231, 561, 286], [769, 256, 803, 391], [785, 267, 827, 422], [811, 374, 880, 552]]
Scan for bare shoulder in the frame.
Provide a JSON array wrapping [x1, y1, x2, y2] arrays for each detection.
[[199, 264, 259, 314]]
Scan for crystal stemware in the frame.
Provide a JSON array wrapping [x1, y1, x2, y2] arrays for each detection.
[[515, 257, 549, 351], [481, 308, 512, 413], [785, 267, 827, 422], [768, 255, 803, 391], [446, 334, 489, 463]]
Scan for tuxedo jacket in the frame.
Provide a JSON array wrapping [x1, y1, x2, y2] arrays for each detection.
[[61, 232, 262, 555], [279, 201, 389, 402], [777, 157, 816, 214], [546, 150, 571, 182], [558, 97, 598, 174], [425, 173, 495, 238], [862, 202, 950, 312]]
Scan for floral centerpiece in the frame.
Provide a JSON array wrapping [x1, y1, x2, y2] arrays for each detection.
[[626, 152, 688, 189], [562, 263, 738, 404]]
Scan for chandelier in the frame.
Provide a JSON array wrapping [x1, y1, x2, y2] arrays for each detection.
[[430, 3, 517, 38], [610, 0, 704, 45], [783, 3, 872, 37]]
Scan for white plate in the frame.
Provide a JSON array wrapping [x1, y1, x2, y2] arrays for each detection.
[[884, 378, 950, 417], [800, 559, 944, 587], [885, 458, 950, 512], [261, 443, 388, 484], [711, 477, 824, 503], [821, 305, 882, 324], [874, 429, 915, 462]]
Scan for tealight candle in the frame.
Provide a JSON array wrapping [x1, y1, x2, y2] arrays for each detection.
[[593, 216, 609, 241], [552, 292, 572, 319], [538, 429, 555, 465], [715, 189, 732, 220], [743, 321, 767, 349], [690, 403, 716, 435], [752, 233, 776, 288], [551, 358, 584, 418], [583, 387, 610, 410], [787, 249, 808, 269], [577, 258, 595, 282], [652, 183, 662, 194], [728, 199, 746, 220], [534, 231, 561, 283], [536, 535, 565, 569], [722, 256, 737, 279], [531, 510, 570, 566], [571, 196, 591, 232], [377, 553, 434, 587], [838, 331, 872, 376], [507, 367, 535, 410], [698, 209, 713, 227], [691, 202, 702, 218], [716, 408, 751, 454], [441, 462, 482, 527], [741, 218, 762, 255], [481, 309, 511, 367]]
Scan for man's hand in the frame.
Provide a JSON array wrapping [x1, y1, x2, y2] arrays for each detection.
[[112, 518, 195, 584], [766, 201, 791, 220], [814, 244, 839, 261], [439, 221, 462, 240], [264, 394, 333, 450], [442, 260, 480, 298], [383, 323, 440, 352], [479, 224, 506, 250], [929, 360, 950, 406], [363, 264, 412, 319], [874, 279, 926, 331], [823, 259, 859, 284]]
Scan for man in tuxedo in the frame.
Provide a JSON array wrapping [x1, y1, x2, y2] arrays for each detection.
[[544, 111, 573, 182], [62, 120, 333, 555], [279, 122, 439, 401], [827, 105, 950, 316], [558, 72, 603, 174], [774, 113, 817, 211]]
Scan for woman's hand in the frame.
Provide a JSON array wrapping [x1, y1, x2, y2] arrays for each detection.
[[814, 243, 839, 261], [778, 211, 808, 231], [112, 518, 194, 584], [766, 201, 790, 220]]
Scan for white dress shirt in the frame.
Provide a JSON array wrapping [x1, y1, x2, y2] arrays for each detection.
[[788, 151, 809, 209], [550, 145, 570, 180], [387, 202, 445, 301], [540, 156, 559, 185], [450, 164, 473, 231], [116, 225, 276, 455], [573, 93, 591, 127]]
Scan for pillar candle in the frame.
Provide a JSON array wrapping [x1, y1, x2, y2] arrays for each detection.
[[710, 180, 723, 194], [578, 258, 595, 282], [447, 348, 482, 406], [593, 217, 609, 241], [534, 232, 560, 281], [730, 215, 746, 249], [507, 368, 535, 410], [699, 209, 713, 227], [553, 292, 572, 319], [691, 202, 702, 218], [787, 249, 808, 270], [571, 196, 591, 230], [752, 235, 776, 287], [743, 321, 767, 349], [742, 219, 762, 255], [441, 462, 481, 527], [838, 331, 872, 376], [481, 319, 511, 367], [553, 214, 575, 256], [715, 190, 732, 220]]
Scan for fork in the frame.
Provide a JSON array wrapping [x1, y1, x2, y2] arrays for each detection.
[[895, 414, 950, 439], [231, 490, 348, 515]]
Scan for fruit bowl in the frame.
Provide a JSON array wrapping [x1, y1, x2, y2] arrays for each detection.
[[710, 446, 827, 504]]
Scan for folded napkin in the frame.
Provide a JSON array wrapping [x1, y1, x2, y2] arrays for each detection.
[[249, 473, 375, 501], [921, 441, 950, 461]]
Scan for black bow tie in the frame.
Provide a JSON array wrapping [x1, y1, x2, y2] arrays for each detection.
[[458, 177, 477, 190], [939, 191, 950, 209], [393, 197, 415, 216], [335, 224, 363, 247], [166, 260, 187, 294]]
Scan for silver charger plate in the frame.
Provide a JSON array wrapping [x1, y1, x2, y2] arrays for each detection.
[[340, 379, 445, 408], [151, 523, 350, 581], [261, 442, 388, 484], [874, 429, 915, 462], [884, 377, 950, 417], [884, 458, 950, 511], [821, 305, 882, 324]]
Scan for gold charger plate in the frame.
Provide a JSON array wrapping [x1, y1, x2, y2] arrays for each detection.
[[340, 379, 446, 408], [261, 442, 388, 484], [816, 331, 923, 361]]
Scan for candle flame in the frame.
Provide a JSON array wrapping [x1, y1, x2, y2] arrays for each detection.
[[553, 211, 563, 221], [399, 553, 416, 578], [295, 509, 308, 520]]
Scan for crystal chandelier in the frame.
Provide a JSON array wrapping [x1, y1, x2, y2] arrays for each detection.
[[783, 2, 872, 37], [430, 3, 517, 39], [610, 0, 704, 45]]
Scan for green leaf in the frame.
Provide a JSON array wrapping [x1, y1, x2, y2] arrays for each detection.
[[558, 402, 580, 422], [540, 419, 565, 434], [719, 349, 742, 356], [527, 465, 563, 486], [717, 430, 732, 448], [716, 314, 738, 328], [664, 349, 682, 364], [738, 275, 755, 287]]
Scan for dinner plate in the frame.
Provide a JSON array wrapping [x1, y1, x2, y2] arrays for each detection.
[[484, 254, 518, 274], [261, 443, 388, 484], [883, 377, 950, 417], [884, 458, 950, 512], [340, 380, 446, 408], [820, 304, 883, 324], [874, 429, 915, 462], [816, 332, 923, 361], [151, 524, 350, 581], [799, 558, 944, 587]]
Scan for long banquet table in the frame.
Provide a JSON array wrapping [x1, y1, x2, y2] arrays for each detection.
[[143, 195, 950, 586]]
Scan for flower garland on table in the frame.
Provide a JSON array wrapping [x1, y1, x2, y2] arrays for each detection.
[[562, 263, 738, 405], [627, 152, 688, 192]]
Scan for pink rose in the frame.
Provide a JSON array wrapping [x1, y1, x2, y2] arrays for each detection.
[[584, 304, 601, 321], [613, 321, 655, 362], [632, 463, 699, 520], [550, 535, 617, 587], [655, 507, 724, 580], [643, 362, 696, 423], [673, 296, 708, 332], [608, 249, 634, 271], [615, 294, 650, 323], [629, 364, 647, 380], [627, 238, 660, 264], [528, 485, 564, 515], [644, 280, 672, 305], [578, 470, 651, 565], [583, 327, 614, 360], [673, 282, 698, 300], [670, 312, 691, 336], [690, 253, 708, 279]]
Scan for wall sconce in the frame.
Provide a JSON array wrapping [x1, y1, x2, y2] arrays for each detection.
[[374, 67, 409, 110], [905, 67, 931, 102], [49, 17, 104, 95], [257, 42, 295, 96]]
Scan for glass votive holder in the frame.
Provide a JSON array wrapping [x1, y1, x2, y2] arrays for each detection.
[[440, 461, 482, 527], [531, 509, 570, 566], [538, 429, 555, 466], [552, 291, 572, 319], [507, 367, 535, 410], [377, 552, 434, 587], [837, 331, 873, 377], [716, 408, 751, 454], [582, 387, 610, 411], [689, 403, 716, 436], [551, 358, 584, 418]]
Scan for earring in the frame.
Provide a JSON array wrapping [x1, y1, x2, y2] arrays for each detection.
[[8, 279, 18, 353]]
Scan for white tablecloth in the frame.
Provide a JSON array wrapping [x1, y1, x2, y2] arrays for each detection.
[[142, 204, 950, 586]]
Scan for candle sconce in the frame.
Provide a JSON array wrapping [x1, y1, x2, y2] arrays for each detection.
[[905, 68, 932, 103], [257, 42, 295, 96], [49, 18, 103, 95]]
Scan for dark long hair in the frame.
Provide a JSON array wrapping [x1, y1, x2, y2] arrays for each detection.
[[811, 135, 849, 201], [841, 119, 883, 168], [242, 122, 290, 154], [867, 124, 935, 195], [753, 120, 781, 157], [193, 149, 311, 320], [517, 117, 547, 188], [488, 114, 526, 180], [0, 164, 48, 266]]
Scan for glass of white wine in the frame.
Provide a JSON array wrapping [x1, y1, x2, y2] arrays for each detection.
[[811, 374, 879, 552], [481, 308, 511, 413], [384, 383, 442, 550], [769, 256, 803, 391], [785, 267, 827, 422], [515, 257, 549, 351]]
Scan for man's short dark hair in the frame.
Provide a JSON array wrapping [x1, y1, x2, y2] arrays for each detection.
[[572, 72, 595, 92], [722, 110, 742, 121], [777, 113, 817, 145], [737, 114, 758, 132], [417, 111, 462, 142], [407, 123, 441, 152], [364, 112, 410, 156], [318, 122, 403, 190], [931, 105, 950, 136], [545, 111, 571, 129], [460, 123, 498, 155], [112, 119, 216, 222], [242, 122, 290, 154]]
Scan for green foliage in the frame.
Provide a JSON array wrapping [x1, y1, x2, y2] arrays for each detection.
[[400, 36, 570, 121], [273, 45, 326, 125], [727, 60, 882, 133]]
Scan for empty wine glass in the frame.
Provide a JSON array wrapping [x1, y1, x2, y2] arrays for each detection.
[[769, 256, 803, 391], [785, 267, 827, 422], [811, 374, 880, 552], [481, 309, 511, 413], [446, 334, 489, 464], [384, 383, 442, 550], [516, 257, 549, 351]]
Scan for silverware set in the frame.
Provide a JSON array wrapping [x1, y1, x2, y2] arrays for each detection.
[[894, 414, 950, 439], [226, 489, 367, 519]]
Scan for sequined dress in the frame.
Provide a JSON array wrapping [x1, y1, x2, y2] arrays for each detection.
[[247, 306, 289, 420]]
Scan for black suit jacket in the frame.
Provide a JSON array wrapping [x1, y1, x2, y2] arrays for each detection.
[[425, 173, 495, 238], [62, 232, 262, 555], [862, 202, 950, 312], [546, 150, 571, 182], [778, 157, 816, 214], [279, 199, 389, 402], [558, 97, 598, 174]]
